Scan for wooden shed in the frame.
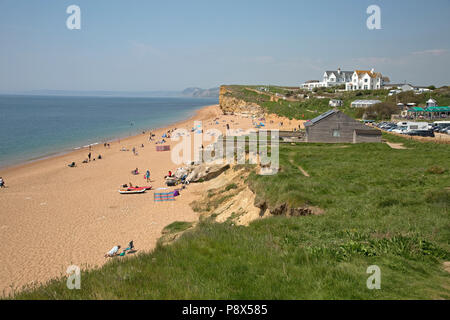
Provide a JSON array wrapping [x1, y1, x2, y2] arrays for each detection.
[[304, 110, 381, 143]]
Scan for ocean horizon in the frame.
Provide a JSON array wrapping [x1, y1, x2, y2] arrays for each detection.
[[0, 95, 218, 169]]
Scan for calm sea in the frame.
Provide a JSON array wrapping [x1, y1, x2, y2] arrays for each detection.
[[0, 95, 218, 168]]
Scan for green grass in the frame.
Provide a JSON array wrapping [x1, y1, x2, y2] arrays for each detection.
[[10, 132, 450, 299], [162, 221, 194, 234]]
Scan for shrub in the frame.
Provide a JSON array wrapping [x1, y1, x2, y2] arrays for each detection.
[[426, 166, 445, 174], [225, 183, 238, 191]]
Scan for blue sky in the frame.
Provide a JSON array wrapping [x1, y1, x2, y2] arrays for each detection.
[[0, 0, 449, 91]]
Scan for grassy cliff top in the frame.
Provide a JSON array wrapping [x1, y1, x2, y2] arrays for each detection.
[[222, 85, 450, 120]]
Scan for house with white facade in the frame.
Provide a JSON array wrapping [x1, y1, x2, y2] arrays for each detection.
[[323, 68, 353, 87], [329, 99, 343, 107], [346, 69, 383, 91], [301, 80, 322, 90], [426, 98, 437, 107], [302, 67, 386, 91]]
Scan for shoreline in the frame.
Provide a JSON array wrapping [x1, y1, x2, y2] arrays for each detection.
[[0, 104, 212, 174]]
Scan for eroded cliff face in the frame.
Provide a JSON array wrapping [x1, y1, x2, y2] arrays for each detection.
[[219, 85, 264, 116]]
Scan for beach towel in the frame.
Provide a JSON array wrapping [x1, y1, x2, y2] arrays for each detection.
[[154, 192, 175, 202]]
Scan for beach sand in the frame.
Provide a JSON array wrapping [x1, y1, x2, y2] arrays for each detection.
[[0, 104, 305, 296]]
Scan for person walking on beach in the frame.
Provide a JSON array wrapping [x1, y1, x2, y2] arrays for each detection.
[[145, 170, 150, 182], [0, 177, 5, 188], [88, 152, 91, 161]]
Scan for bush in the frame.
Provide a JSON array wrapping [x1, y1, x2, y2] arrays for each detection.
[[426, 166, 446, 174], [225, 183, 238, 191], [362, 102, 399, 120]]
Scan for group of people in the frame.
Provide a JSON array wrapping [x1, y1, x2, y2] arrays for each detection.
[[105, 240, 135, 258], [70, 152, 102, 167], [85, 152, 102, 162]]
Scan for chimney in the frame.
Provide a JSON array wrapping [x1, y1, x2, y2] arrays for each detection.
[[371, 68, 375, 73]]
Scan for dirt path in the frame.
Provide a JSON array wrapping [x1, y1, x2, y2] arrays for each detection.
[[385, 142, 407, 149], [289, 158, 310, 177]]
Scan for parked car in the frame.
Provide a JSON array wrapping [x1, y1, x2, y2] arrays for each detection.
[[392, 126, 407, 134], [438, 126, 450, 133], [404, 130, 435, 137]]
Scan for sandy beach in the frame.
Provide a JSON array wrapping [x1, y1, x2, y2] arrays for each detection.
[[0, 104, 305, 296]]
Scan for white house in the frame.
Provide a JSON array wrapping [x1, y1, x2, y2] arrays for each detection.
[[303, 67, 386, 91], [329, 99, 343, 107], [346, 69, 383, 91], [426, 98, 437, 107], [322, 68, 353, 87], [302, 80, 322, 90], [384, 84, 432, 94]]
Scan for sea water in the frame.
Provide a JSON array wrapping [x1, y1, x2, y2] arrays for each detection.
[[0, 95, 218, 168]]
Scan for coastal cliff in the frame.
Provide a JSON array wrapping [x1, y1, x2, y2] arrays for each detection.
[[219, 85, 264, 116]]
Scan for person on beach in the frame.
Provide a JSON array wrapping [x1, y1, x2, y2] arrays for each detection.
[[127, 240, 134, 251], [105, 245, 121, 258], [0, 177, 5, 188], [120, 241, 135, 256], [88, 152, 91, 161], [145, 170, 150, 182]]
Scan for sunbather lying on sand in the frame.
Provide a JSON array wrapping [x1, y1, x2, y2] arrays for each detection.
[[118, 241, 135, 257], [104, 245, 121, 257]]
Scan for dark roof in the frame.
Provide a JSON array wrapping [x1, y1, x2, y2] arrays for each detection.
[[325, 70, 353, 77], [354, 129, 382, 136], [304, 109, 338, 126]]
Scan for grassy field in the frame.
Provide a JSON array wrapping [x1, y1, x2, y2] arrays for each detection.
[[11, 133, 450, 299]]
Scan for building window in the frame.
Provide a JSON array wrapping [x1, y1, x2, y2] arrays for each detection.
[[332, 129, 340, 137], [364, 79, 368, 83]]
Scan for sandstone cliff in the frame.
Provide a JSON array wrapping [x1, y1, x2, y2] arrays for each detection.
[[219, 85, 264, 116]]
